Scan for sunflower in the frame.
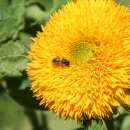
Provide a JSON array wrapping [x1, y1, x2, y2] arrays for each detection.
[[27, 0, 130, 121]]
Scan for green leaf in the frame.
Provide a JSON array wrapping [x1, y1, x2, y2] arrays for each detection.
[[88, 120, 104, 130], [0, 41, 28, 79], [0, 0, 9, 8], [5, 76, 44, 109], [0, 92, 80, 130], [41, 111, 80, 130], [0, 0, 25, 43], [52, 0, 71, 10], [0, 92, 32, 130], [121, 115, 130, 130], [117, 106, 130, 114], [26, 0, 71, 25], [19, 32, 31, 51], [26, 0, 53, 25], [26, 0, 53, 11], [9, 88, 44, 110], [26, 5, 51, 24]]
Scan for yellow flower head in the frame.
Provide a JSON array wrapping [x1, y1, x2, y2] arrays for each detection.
[[27, 0, 130, 121]]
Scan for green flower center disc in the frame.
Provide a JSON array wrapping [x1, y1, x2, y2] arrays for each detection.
[[71, 41, 94, 64]]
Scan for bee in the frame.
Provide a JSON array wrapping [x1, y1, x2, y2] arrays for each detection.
[[52, 57, 70, 67]]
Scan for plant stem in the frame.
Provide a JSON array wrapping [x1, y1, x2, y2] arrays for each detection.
[[104, 118, 114, 130], [25, 109, 44, 130]]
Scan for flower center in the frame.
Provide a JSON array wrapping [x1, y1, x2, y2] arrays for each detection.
[[71, 41, 94, 64]]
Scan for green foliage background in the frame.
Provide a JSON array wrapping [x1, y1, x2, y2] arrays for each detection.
[[0, 0, 130, 130]]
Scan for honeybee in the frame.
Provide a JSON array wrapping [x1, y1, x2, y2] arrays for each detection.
[[52, 57, 70, 67]]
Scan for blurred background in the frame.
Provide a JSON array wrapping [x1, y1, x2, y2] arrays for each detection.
[[0, 0, 130, 130]]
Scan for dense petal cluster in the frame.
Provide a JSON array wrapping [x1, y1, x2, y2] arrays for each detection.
[[27, 0, 130, 121]]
